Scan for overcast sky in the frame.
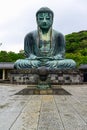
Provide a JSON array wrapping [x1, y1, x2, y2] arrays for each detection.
[[0, 0, 87, 52]]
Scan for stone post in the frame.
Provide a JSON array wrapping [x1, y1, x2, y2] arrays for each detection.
[[2, 69, 5, 80]]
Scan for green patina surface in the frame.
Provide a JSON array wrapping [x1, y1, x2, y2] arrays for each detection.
[[14, 7, 76, 69]]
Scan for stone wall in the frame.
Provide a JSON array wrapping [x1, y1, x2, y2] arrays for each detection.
[[9, 69, 83, 85]]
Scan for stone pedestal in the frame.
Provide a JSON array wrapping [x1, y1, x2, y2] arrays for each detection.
[[9, 69, 83, 85]]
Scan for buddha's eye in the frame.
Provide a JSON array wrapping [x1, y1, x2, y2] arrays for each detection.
[[39, 17, 44, 20], [46, 17, 50, 20]]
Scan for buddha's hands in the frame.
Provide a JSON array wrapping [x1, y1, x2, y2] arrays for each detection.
[[27, 54, 63, 60], [27, 54, 37, 60], [27, 54, 43, 60], [53, 54, 63, 60], [30, 56, 54, 60]]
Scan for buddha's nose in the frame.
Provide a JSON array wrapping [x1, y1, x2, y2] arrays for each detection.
[[43, 19, 47, 25]]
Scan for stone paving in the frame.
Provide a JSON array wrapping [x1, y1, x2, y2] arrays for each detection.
[[0, 84, 87, 130]]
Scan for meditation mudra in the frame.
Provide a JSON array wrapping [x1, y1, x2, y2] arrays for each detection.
[[14, 7, 76, 69]]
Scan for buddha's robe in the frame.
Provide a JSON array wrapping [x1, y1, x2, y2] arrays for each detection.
[[14, 29, 76, 69]]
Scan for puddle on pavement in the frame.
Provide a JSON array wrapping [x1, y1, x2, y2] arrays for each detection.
[[0, 103, 9, 109]]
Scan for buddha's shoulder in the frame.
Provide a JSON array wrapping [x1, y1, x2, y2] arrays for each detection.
[[53, 29, 64, 37], [24, 29, 64, 38], [24, 30, 37, 38]]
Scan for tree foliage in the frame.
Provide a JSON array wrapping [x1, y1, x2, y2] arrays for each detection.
[[65, 30, 87, 66], [0, 51, 25, 62]]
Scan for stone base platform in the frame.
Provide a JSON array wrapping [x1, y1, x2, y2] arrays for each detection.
[[9, 69, 83, 85]]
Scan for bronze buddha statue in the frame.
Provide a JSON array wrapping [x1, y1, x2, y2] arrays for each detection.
[[14, 7, 76, 69]]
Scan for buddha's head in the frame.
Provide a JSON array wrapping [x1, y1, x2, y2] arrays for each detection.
[[36, 7, 54, 30]]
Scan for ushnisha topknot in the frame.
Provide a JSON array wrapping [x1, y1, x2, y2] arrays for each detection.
[[36, 7, 54, 19]]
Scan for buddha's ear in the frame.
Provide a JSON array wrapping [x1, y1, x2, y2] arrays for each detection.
[[36, 16, 39, 25], [37, 26, 41, 33], [36, 18, 38, 24]]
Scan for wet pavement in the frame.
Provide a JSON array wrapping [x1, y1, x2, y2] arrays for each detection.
[[0, 84, 87, 130]]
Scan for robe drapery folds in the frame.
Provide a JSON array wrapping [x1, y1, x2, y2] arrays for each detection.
[[14, 30, 76, 69], [24, 29, 65, 58]]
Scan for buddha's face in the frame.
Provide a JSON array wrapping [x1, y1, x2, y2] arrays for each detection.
[[37, 12, 53, 30]]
